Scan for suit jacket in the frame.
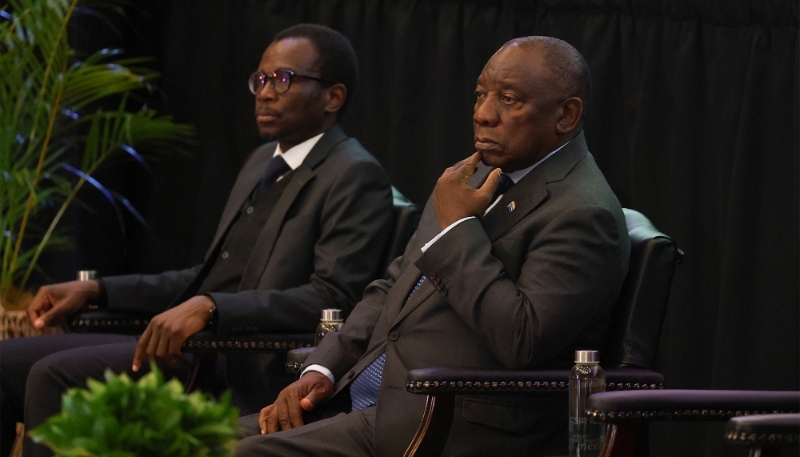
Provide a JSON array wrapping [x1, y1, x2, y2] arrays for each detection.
[[102, 125, 394, 411], [306, 131, 631, 456]]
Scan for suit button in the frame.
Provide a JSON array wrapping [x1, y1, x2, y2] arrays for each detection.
[[389, 331, 399, 341], [246, 206, 255, 215], [345, 371, 355, 379], [436, 283, 444, 290], [441, 289, 448, 296], [429, 272, 438, 280], [221, 251, 230, 259]]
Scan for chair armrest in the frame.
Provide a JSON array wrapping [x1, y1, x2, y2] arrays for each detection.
[[586, 389, 800, 423], [181, 331, 314, 353], [725, 413, 800, 448], [286, 346, 316, 374], [64, 310, 152, 334], [405, 367, 664, 395]]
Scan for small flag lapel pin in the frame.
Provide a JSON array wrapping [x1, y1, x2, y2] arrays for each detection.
[[507, 201, 516, 212]]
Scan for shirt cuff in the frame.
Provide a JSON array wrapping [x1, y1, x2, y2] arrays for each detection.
[[94, 278, 109, 309], [420, 216, 476, 252], [302, 364, 335, 385]]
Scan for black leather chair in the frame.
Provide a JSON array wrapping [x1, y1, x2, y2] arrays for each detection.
[[398, 208, 683, 457], [586, 390, 800, 457], [63, 187, 422, 391], [726, 413, 800, 456]]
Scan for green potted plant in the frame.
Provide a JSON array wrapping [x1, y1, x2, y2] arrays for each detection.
[[0, 0, 194, 321], [30, 364, 240, 456]]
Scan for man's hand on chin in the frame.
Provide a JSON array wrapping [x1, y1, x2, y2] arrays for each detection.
[[131, 295, 214, 372], [259, 371, 334, 434], [432, 151, 502, 230]]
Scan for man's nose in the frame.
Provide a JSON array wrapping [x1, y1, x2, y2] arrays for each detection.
[[473, 99, 498, 126], [256, 81, 277, 101]]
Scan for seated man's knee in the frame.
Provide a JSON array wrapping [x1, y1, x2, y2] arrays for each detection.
[[237, 413, 262, 438]]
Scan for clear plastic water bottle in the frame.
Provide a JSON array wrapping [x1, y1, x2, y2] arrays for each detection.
[[314, 309, 343, 346], [569, 349, 606, 457]]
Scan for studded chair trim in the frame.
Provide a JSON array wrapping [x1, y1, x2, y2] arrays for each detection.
[[586, 390, 800, 423], [404, 367, 664, 395]]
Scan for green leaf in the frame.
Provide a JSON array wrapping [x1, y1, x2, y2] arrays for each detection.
[[30, 363, 240, 456]]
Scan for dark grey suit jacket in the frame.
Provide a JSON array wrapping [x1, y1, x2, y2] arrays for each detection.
[[102, 125, 394, 411], [307, 131, 631, 456]]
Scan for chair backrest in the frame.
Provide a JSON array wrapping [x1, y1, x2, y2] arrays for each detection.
[[380, 187, 422, 273], [603, 208, 683, 369]]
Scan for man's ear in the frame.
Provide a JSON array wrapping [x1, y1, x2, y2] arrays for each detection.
[[324, 83, 347, 114], [555, 97, 584, 135]]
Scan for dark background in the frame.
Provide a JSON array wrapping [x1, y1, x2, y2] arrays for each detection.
[[50, 0, 799, 455]]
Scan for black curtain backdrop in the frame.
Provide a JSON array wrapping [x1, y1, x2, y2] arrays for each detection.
[[56, 1, 798, 455]]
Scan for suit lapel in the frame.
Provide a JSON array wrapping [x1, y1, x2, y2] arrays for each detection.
[[205, 143, 276, 257], [482, 131, 589, 241], [238, 125, 348, 289]]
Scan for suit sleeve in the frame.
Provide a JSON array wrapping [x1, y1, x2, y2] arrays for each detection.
[[102, 266, 201, 315], [414, 205, 628, 368], [209, 158, 394, 335]]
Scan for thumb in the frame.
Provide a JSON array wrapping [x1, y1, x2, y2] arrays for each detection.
[[477, 168, 503, 201], [300, 388, 324, 411], [300, 382, 331, 411], [34, 307, 60, 329]]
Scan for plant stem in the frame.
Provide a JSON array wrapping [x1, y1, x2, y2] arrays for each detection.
[[8, 0, 77, 286]]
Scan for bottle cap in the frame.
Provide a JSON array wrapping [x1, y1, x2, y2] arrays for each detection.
[[321, 309, 342, 322], [77, 270, 97, 281], [574, 350, 600, 363]]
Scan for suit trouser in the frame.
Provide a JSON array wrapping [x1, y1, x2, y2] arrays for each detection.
[[0, 334, 195, 457], [235, 406, 376, 457]]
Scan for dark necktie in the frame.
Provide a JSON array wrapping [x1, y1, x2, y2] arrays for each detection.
[[492, 172, 515, 201], [350, 275, 427, 410], [254, 154, 290, 197]]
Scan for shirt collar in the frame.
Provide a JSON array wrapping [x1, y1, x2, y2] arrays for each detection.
[[273, 132, 325, 170], [505, 138, 571, 184]]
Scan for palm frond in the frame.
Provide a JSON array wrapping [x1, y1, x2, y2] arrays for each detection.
[[1, 0, 194, 296]]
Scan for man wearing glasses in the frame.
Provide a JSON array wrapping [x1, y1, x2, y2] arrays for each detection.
[[0, 24, 393, 457]]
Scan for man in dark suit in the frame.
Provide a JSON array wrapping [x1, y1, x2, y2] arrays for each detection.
[[233, 36, 631, 456], [0, 24, 393, 457]]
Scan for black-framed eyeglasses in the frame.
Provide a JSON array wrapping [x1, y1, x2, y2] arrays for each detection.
[[248, 69, 336, 95]]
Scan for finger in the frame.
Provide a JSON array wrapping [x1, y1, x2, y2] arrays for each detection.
[[287, 392, 306, 429], [276, 394, 295, 431], [34, 299, 71, 329], [465, 151, 482, 167], [454, 152, 483, 181], [132, 326, 152, 372], [266, 404, 281, 434], [476, 168, 504, 201], [28, 294, 50, 328], [168, 332, 185, 359], [259, 405, 273, 434], [154, 330, 171, 363], [266, 404, 278, 434]]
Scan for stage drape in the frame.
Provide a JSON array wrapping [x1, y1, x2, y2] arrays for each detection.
[[56, 1, 798, 456]]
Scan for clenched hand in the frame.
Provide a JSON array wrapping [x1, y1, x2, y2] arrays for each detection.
[[432, 151, 502, 230]]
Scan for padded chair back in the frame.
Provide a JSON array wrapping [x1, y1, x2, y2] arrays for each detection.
[[381, 187, 422, 273], [603, 209, 683, 369]]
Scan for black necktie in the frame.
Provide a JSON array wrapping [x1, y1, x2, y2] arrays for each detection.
[[254, 154, 290, 197], [492, 173, 515, 201]]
